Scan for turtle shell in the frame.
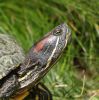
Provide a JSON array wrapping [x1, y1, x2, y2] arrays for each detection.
[[0, 34, 25, 79]]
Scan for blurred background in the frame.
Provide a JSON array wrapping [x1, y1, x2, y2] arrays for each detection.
[[0, 0, 99, 99]]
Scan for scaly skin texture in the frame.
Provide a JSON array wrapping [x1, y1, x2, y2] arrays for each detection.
[[18, 23, 71, 90], [0, 23, 71, 99]]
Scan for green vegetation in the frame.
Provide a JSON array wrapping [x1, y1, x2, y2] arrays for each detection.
[[0, 0, 99, 99]]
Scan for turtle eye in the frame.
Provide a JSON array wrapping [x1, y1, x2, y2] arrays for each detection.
[[53, 29, 62, 36]]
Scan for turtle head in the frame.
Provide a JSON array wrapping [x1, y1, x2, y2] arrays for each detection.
[[33, 23, 71, 70], [43, 23, 71, 62], [18, 23, 71, 89]]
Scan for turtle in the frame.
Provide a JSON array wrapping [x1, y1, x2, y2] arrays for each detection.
[[0, 23, 71, 100]]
